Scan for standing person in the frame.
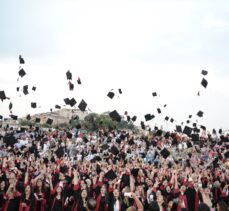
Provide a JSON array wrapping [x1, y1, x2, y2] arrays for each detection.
[[19, 185, 34, 211], [217, 201, 229, 211]]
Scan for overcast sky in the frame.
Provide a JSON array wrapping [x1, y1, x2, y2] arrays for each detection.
[[0, 0, 229, 131]]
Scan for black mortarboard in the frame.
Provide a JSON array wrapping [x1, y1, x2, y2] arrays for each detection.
[[224, 151, 229, 159], [109, 110, 121, 122], [164, 104, 167, 107], [55, 105, 61, 109], [132, 116, 137, 122], [118, 89, 122, 94], [26, 114, 31, 120], [192, 134, 199, 142], [78, 99, 87, 112], [201, 78, 208, 88], [31, 102, 37, 108], [66, 70, 72, 80], [197, 110, 204, 117], [187, 120, 190, 124], [141, 121, 145, 130], [46, 118, 53, 125], [23, 85, 29, 95], [66, 132, 72, 139], [60, 166, 68, 174], [0, 115, 3, 119], [32, 86, 36, 91], [19, 55, 25, 64], [107, 91, 115, 99], [77, 77, 81, 84], [69, 82, 74, 91], [200, 125, 206, 130], [170, 118, 174, 123], [193, 123, 197, 127], [152, 92, 157, 97], [64, 98, 71, 105], [69, 98, 77, 107], [165, 116, 169, 121], [35, 118, 40, 123], [105, 170, 117, 180], [155, 129, 163, 136], [183, 126, 192, 136], [18, 68, 26, 77], [0, 91, 6, 101], [16, 87, 20, 92], [127, 116, 130, 122], [212, 129, 216, 134], [55, 147, 64, 158], [131, 168, 139, 177], [157, 108, 161, 114], [145, 114, 153, 121], [102, 144, 109, 151], [10, 115, 18, 120], [187, 142, 193, 148], [111, 145, 119, 155], [76, 123, 81, 129], [219, 129, 222, 134], [160, 148, 170, 159], [9, 102, 13, 110], [201, 70, 208, 76], [189, 115, 192, 118]]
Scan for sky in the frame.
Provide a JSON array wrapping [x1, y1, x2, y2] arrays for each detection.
[[0, 0, 229, 131]]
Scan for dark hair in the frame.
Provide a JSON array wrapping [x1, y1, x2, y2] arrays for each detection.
[[181, 208, 189, 211], [217, 201, 228, 211], [197, 203, 210, 211], [86, 198, 97, 211], [148, 201, 160, 211]]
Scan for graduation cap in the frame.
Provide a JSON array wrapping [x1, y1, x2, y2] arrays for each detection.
[[55, 147, 64, 158], [132, 116, 137, 122], [118, 89, 122, 94], [157, 108, 161, 114], [152, 92, 157, 97], [19, 55, 25, 64], [9, 102, 13, 110], [127, 116, 131, 122], [107, 91, 115, 99], [189, 115, 192, 118], [69, 82, 74, 91], [201, 78, 208, 88], [111, 145, 119, 155], [164, 104, 167, 107], [219, 129, 222, 134], [224, 151, 229, 159], [131, 168, 139, 177], [101, 144, 109, 151], [197, 110, 204, 117], [193, 123, 197, 127], [212, 129, 216, 134], [145, 114, 153, 121], [0, 91, 6, 101], [77, 77, 81, 84], [192, 134, 199, 142], [26, 114, 31, 120], [66, 132, 72, 139], [170, 118, 174, 123], [165, 116, 169, 121], [140, 121, 145, 130], [155, 129, 163, 136], [76, 123, 81, 129], [32, 86, 36, 91], [18, 68, 26, 77], [187, 141, 193, 148], [31, 102, 37, 108], [55, 105, 61, 109], [46, 118, 53, 125], [200, 125, 206, 130], [68, 98, 77, 107], [35, 118, 41, 123], [10, 115, 18, 120], [60, 166, 68, 174], [78, 99, 87, 112], [66, 70, 72, 80], [183, 126, 192, 136], [160, 148, 170, 159], [16, 87, 20, 92], [0, 115, 3, 120], [23, 85, 29, 95], [104, 170, 117, 181], [187, 120, 190, 124], [109, 110, 121, 122], [201, 70, 208, 76]]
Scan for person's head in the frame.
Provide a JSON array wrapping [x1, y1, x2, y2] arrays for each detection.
[[25, 185, 31, 195], [113, 188, 120, 198], [148, 201, 160, 211], [36, 179, 43, 188], [0, 181, 6, 190], [180, 208, 189, 211], [56, 185, 63, 194], [81, 189, 88, 199], [86, 198, 97, 211], [217, 201, 228, 211], [126, 206, 137, 211], [197, 203, 210, 211], [100, 184, 107, 196]]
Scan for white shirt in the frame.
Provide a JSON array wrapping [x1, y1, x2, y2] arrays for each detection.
[[114, 200, 120, 211]]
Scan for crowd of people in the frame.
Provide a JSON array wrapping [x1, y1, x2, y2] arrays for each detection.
[[0, 124, 228, 211]]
